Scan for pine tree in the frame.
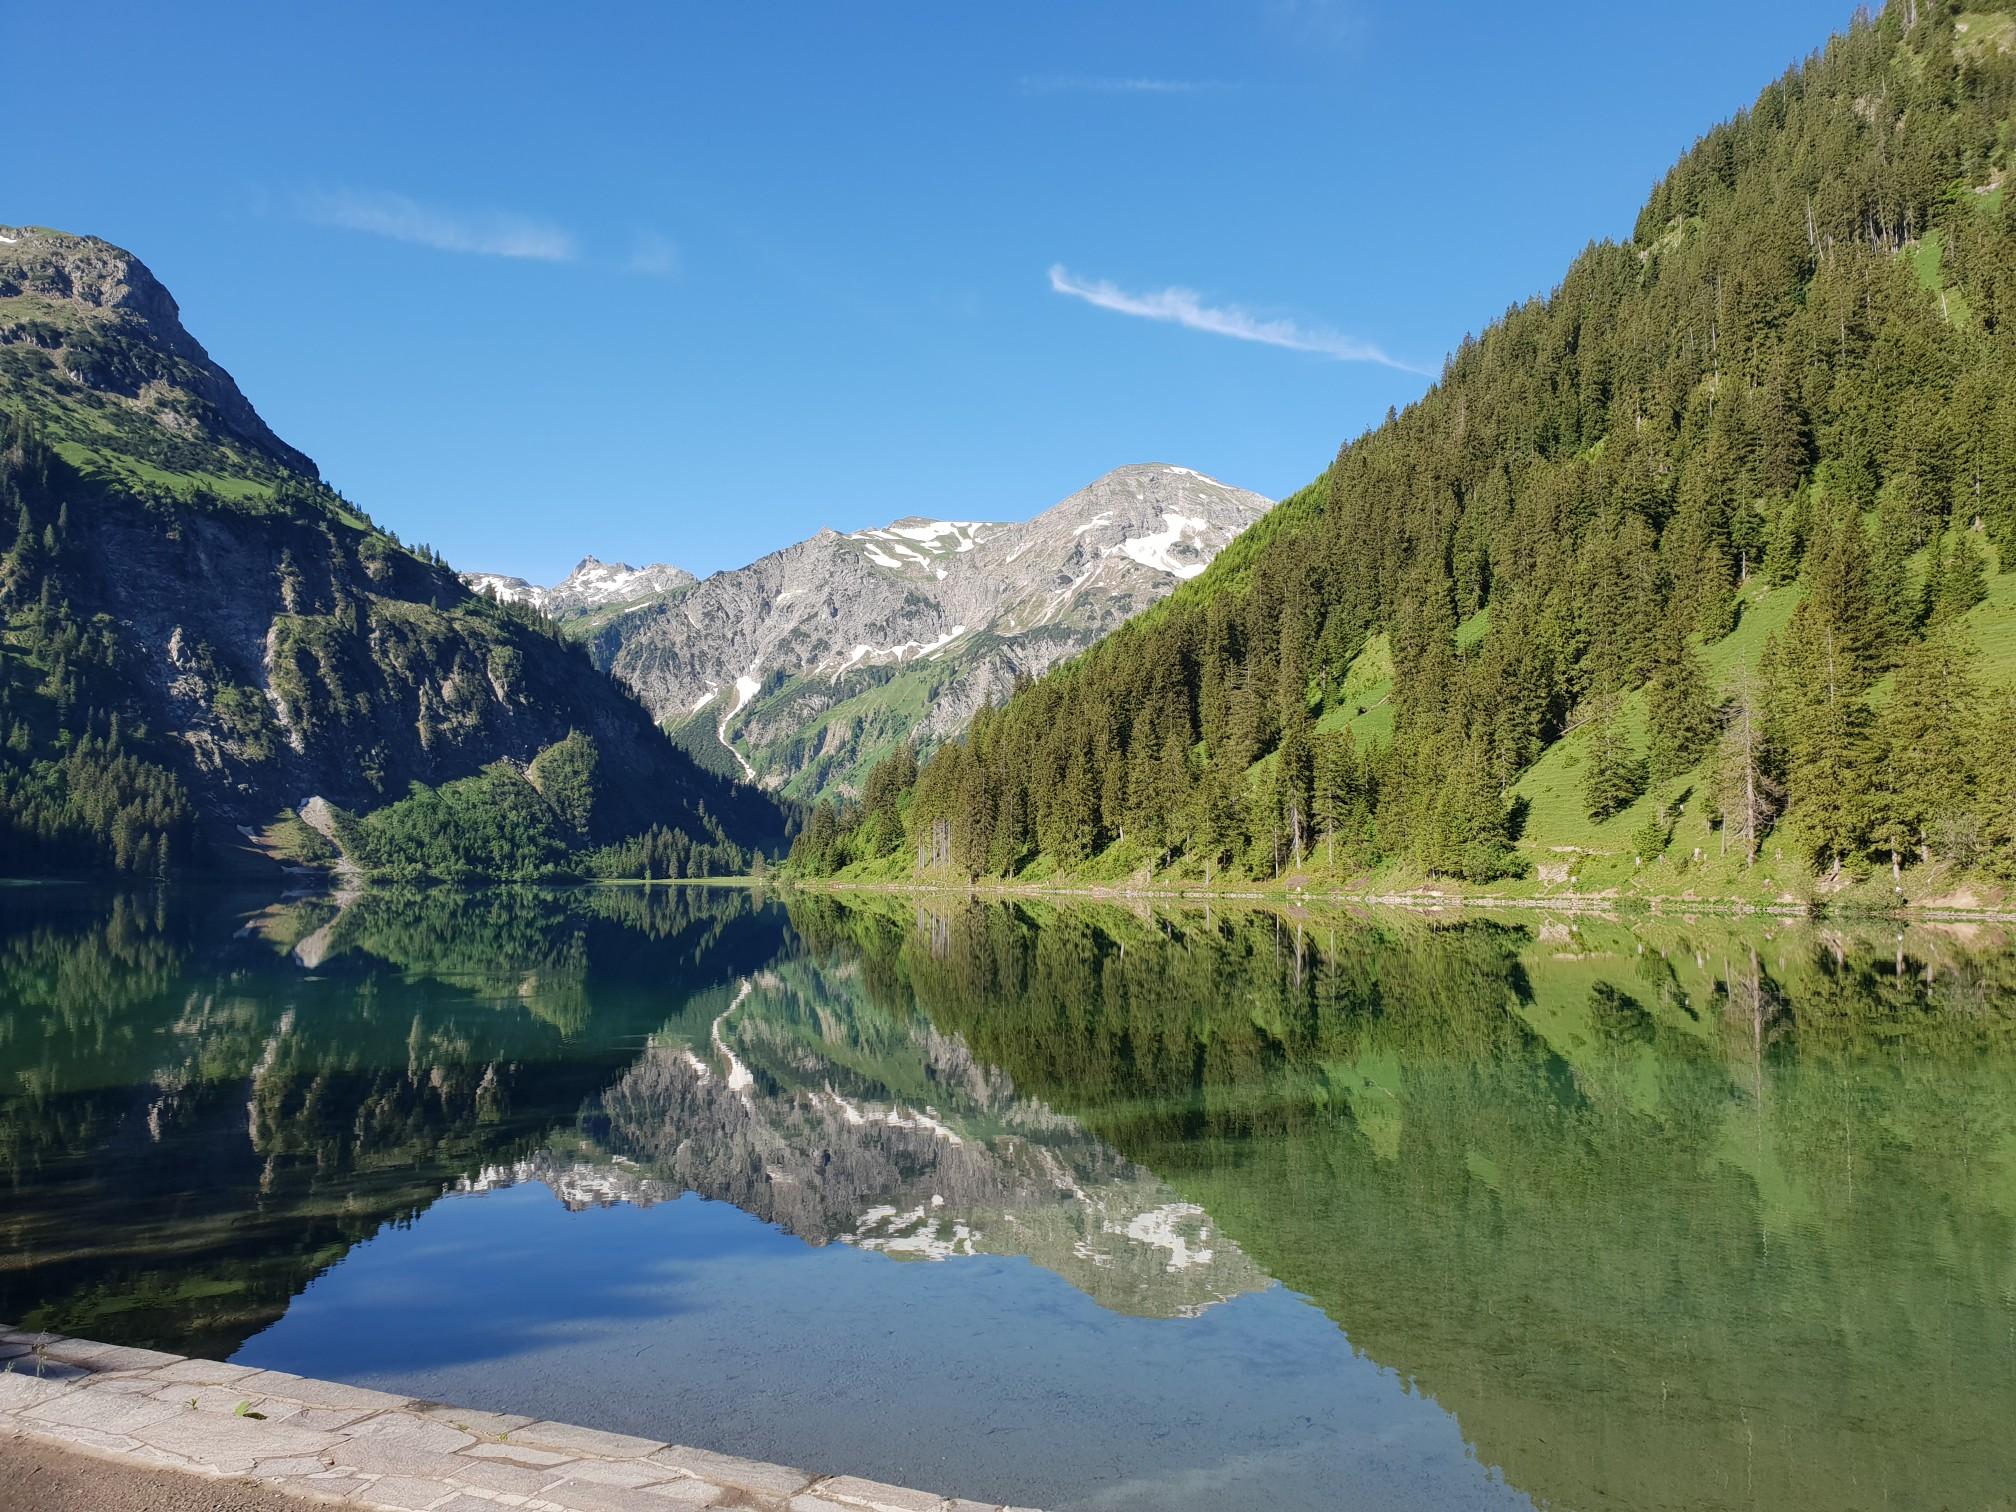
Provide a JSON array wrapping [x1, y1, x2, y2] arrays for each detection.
[[1442, 736, 1522, 882], [1714, 674, 1780, 863], [1925, 528, 1988, 627], [1582, 704, 1647, 821], [1192, 757, 1242, 886], [1759, 493, 1808, 587], [1275, 712, 1314, 869], [1885, 388, 1954, 543], [857, 742, 916, 858], [1793, 694, 1875, 878], [1645, 624, 1717, 784], [1873, 627, 1980, 874], [1313, 729, 1363, 870], [1801, 506, 1888, 681], [1051, 742, 1099, 865], [1977, 694, 2016, 880], [1867, 501, 1922, 659]]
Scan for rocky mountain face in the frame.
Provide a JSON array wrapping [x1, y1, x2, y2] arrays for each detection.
[[463, 556, 695, 627], [0, 223, 314, 478], [463, 960, 1268, 1319], [579, 465, 1272, 797], [0, 227, 784, 871]]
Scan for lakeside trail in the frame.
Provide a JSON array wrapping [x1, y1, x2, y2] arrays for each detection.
[[0, 1326, 1024, 1512], [0, 1436, 310, 1512]]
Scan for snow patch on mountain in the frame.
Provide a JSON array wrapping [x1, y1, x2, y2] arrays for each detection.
[[462, 555, 695, 620], [1107, 1201, 1217, 1272], [1111, 512, 1216, 580], [855, 519, 990, 555], [711, 980, 757, 1094], [715, 672, 762, 779], [830, 625, 968, 681]]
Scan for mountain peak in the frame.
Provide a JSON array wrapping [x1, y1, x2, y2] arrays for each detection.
[[0, 225, 316, 478], [462, 555, 695, 622], [587, 463, 1275, 798], [1031, 461, 1272, 532]]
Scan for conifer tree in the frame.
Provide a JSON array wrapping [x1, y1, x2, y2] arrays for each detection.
[[1582, 704, 1648, 821], [1873, 628, 1980, 874], [1802, 506, 1888, 681], [1714, 674, 1780, 863], [1275, 712, 1314, 869], [1645, 625, 1718, 785], [1313, 729, 1363, 870], [1771, 616, 1878, 880], [1925, 528, 1988, 627], [1442, 737, 1522, 882], [1977, 694, 2016, 880]]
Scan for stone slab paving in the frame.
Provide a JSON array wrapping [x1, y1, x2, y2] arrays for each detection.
[[0, 1327, 1038, 1512]]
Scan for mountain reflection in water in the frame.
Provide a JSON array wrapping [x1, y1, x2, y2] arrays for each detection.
[[461, 954, 1267, 1319], [2, 882, 2012, 1511]]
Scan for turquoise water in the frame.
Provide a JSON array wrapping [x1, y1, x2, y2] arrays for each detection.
[[3, 883, 2013, 1509]]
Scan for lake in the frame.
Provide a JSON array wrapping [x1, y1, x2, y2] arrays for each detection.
[[2, 882, 2011, 1510]]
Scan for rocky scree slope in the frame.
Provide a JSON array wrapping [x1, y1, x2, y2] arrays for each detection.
[[0, 226, 783, 872], [576, 464, 1271, 798]]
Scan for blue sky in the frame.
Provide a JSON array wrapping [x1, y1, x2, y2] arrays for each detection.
[[14, 1, 1853, 581]]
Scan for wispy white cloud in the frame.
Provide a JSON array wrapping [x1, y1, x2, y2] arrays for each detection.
[[1047, 264, 1424, 373], [1266, 0, 1367, 50], [296, 188, 578, 262], [626, 231, 681, 278], [1018, 75, 1235, 95]]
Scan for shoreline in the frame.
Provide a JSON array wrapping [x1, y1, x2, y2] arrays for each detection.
[[0, 1326, 1024, 1512], [760, 875, 2016, 924], [12, 867, 2016, 925]]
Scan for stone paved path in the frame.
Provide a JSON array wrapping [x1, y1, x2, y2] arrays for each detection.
[[0, 1327, 1037, 1512]]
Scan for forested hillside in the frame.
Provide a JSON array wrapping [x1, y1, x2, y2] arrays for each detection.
[[793, 4, 2016, 906], [0, 229, 784, 878]]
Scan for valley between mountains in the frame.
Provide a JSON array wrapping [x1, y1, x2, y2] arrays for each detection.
[[6, 4, 2016, 914], [464, 465, 1271, 798], [0, 222, 1266, 881]]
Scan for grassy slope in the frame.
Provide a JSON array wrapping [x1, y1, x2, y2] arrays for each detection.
[[1508, 580, 1802, 888]]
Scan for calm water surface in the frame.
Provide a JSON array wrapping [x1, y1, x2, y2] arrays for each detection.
[[2, 882, 2012, 1510]]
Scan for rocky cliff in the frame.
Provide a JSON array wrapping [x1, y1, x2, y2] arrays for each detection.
[[0, 224, 313, 477]]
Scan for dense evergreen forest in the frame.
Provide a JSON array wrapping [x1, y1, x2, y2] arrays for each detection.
[[792, 5, 2016, 899]]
